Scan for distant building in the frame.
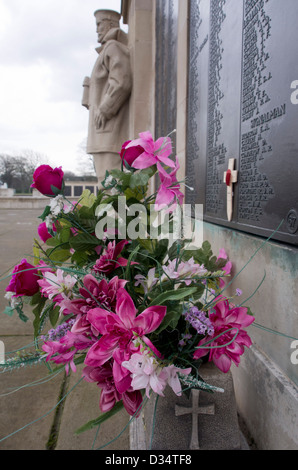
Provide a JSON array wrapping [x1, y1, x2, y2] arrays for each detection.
[[63, 175, 99, 198]]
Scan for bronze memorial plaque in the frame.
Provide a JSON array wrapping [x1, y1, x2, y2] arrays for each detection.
[[186, 0, 298, 245]]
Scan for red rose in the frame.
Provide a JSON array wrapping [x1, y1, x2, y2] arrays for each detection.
[[31, 165, 64, 196], [6, 259, 40, 297], [119, 140, 145, 167]]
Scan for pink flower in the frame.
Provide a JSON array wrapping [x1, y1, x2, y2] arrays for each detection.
[[155, 159, 184, 212], [93, 240, 130, 275], [193, 296, 255, 373], [31, 164, 64, 196], [70, 275, 127, 335], [122, 352, 167, 398], [217, 249, 232, 288], [38, 269, 77, 300], [82, 362, 143, 416], [125, 131, 175, 170], [84, 288, 166, 392], [122, 351, 191, 398], [42, 331, 93, 374], [38, 222, 53, 243], [161, 257, 207, 285], [6, 259, 40, 298], [119, 140, 145, 167], [163, 364, 192, 396]]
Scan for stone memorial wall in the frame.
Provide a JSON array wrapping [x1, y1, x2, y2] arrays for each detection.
[[155, 0, 179, 151]]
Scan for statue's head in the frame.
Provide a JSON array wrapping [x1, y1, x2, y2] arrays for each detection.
[[94, 9, 121, 44]]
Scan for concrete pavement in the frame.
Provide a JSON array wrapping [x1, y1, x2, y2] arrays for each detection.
[[0, 208, 130, 450]]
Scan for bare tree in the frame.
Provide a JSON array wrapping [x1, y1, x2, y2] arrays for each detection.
[[0, 150, 49, 193], [75, 138, 96, 176]]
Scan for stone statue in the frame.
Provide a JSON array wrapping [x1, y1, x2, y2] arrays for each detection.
[[82, 9, 132, 184]]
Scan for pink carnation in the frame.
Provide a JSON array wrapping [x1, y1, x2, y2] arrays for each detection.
[[82, 362, 143, 416], [93, 240, 130, 275], [70, 275, 127, 336]]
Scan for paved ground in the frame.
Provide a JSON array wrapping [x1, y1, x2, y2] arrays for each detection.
[[0, 208, 130, 450]]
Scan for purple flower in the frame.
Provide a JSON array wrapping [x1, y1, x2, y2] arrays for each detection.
[[183, 307, 214, 337]]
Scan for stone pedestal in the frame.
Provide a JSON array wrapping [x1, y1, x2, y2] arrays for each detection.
[[130, 363, 243, 450], [0, 188, 15, 197]]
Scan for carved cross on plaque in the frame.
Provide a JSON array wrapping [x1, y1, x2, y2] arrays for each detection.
[[223, 158, 238, 221], [175, 389, 215, 450]]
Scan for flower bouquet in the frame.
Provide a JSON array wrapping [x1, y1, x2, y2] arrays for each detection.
[[1, 131, 255, 437]]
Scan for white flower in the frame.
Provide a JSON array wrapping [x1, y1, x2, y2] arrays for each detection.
[[38, 269, 77, 300], [45, 214, 55, 229], [122, 351, 192, 398], [122, 352, 167, 398], [162, 257, 207, 285], [105, 175, 114, 186], [49, 195, 72, 217], [4, 291, 20, 308]]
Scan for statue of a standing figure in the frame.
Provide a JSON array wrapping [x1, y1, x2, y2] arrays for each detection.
[[82, 9, 132, 184]]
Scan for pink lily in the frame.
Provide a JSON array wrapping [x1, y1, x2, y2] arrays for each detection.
[[84, 288, 167, 392], [216, 248, 232, 289], [155, 158, 184, 212], [125, 131, 175, 170]]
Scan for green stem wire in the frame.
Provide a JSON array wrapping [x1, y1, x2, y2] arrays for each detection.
[[0, 369, 63, 398], [0, 377, 84, 444], [93, 396, 149, 450], [203, 219, 284, 311], [149, 394, 159, 450], [252, 322, 298, 341]]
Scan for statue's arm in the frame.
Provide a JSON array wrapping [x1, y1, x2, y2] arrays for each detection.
[[98, 42, 132, 121]]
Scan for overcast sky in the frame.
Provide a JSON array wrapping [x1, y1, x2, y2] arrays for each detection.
[[0, 0, 124, 174]]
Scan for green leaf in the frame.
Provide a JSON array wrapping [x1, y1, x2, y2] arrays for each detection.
[[33, 240, 41, 265], [39, 205, 51, 222], [71, 250, 89, 266], [46, 237, 59, 247], [75, 401, 124, 435], [69, 232, 100, 252], [129, 171, 151, 189], [3, 306, 15, 317], [125, 245, 140, 280], [50, 185, 63, 196], [15, 305, 29, 323], [78, 189, 97, 208], [47, 248, 71, 263], [153, 305, 182, 334], [31, 292, 47, 336], [49, 305, 60, 327], [148, 286, 197, 307]]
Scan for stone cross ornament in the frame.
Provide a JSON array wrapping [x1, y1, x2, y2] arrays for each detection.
[[223, 158, 238, 221], [175, 389, 215, 450]]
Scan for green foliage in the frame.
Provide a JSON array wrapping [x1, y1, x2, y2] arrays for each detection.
[[75, 401, 125, 435]]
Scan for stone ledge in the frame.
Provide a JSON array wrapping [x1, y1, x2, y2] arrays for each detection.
[[130, 363, 243, 451]]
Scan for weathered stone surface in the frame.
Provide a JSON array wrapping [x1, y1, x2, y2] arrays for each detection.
[[131, 363, 242, 450]]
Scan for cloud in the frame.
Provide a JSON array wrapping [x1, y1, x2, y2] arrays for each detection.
[[0, 0, 123, 172]]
